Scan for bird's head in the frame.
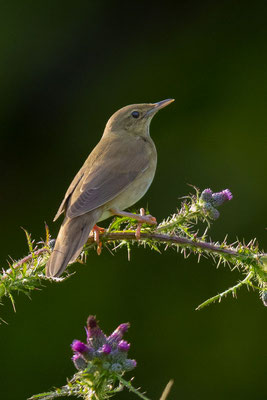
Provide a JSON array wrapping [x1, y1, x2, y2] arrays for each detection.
[[104, 99, 174, 137]]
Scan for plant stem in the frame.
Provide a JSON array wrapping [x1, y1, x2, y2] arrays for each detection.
[[196, 271, 254, 310], [91, 231, 265, 261], [117, 376, 150, 400], [3, 230, 265, 281]]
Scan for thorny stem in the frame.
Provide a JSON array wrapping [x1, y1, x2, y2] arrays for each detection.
[[196, 271, 254, 310], [2, 230, 266, 278], [3, 230, 266, 280], [5, 248, 48, 273], [117, 376, 150, 400], [86, 231, 266, 260], [1, 188, 266, 311]]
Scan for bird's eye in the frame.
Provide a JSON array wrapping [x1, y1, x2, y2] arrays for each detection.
[[131, 111, 140, 118]]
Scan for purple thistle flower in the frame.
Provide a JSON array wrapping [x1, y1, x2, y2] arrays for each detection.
[[118, 340, 130, 352], [212, 189, 233, 207], [117, 323, 130, 334], [70, 316, 135, 375], [86, 316, 106, 348], [86, 316, 105, 338], [107, 323, 130, 344], [86, 316, 100, 336], [71, 340, 89, 354], [200, 188, 233, 219], [222, 189, 233, 201], [101, 344, 112, 354], [87, 315, 98, 329]]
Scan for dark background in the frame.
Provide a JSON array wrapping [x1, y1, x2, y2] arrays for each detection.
[[1, 1, 266, 399]]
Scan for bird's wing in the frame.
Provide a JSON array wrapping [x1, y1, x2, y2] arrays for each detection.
[[66, 135, 151, 219], [53, 168, 85, 221]]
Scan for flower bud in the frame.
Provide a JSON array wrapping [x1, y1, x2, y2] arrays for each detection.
[[102, 361, 111, 370], [71, 340, 89, 354], [203, 203, 220, 220], [86, 316, 106, 348], [123, 359, 137, 371], [200, 188, 232, 220], [101, 344, 112, 354], [107, 323, 130, 344], [212, 189, 233, 207], [118, 340, 130, 352], [72, 354, 87, 370], [200, 188, 213, 202], [110, 363, 123, 373]]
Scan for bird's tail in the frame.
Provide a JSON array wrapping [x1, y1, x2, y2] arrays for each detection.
[[46, 210, 101, 278]]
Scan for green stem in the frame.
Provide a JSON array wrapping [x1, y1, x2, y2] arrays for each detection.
[[196, 271, 254, 310], [92, 231, 264, 265], [117, 376, 150, 400]]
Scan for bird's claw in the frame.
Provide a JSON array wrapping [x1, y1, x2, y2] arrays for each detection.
[[109, 207, 157, 240], [91, 225, 105, 255], [135, 208, 157, 240]]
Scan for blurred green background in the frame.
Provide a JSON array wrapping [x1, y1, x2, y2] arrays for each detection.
[[0, 1, 266, 399]]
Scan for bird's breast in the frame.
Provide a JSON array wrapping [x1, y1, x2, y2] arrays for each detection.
[[98, 139, 157, 221]]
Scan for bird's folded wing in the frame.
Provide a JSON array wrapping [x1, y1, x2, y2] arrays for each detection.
[[53, 169, 84, 221], [65, 136, 150, 219]]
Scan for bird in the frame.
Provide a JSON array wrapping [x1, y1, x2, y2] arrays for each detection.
[[46, 99, 174, 277]]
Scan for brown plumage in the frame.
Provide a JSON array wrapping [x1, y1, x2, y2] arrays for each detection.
[[46, 99, 174, 277]]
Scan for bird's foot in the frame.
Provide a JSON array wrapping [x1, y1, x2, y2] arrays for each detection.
[[91, 225, 105, 255], [110, 207, 157, 239], [135, 208, 157, 239]]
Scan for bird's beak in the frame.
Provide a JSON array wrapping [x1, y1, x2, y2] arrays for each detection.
[[146, 98, 175, 116]]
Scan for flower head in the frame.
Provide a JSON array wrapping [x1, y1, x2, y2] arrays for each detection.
[[222, 189, 233, 201], [107, 323, 130, 344], [71, 317, 135, 376], [200, 188, 233, 220], [200, 188, 213, 202], [101, 344, 112, 354], [86, 316, 106, 348], [123, 359, 137, 371], [118, 340, 130, 352], [71, 340, 89, 354], [211, 189, 233, 207]]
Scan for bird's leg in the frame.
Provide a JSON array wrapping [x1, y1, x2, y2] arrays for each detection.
[[110, 207, 157, 239], [136, 208, 146, 240], [91, 225, 105, 255]]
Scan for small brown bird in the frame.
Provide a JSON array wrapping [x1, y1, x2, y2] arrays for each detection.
[[46, 99, 174, 277]]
